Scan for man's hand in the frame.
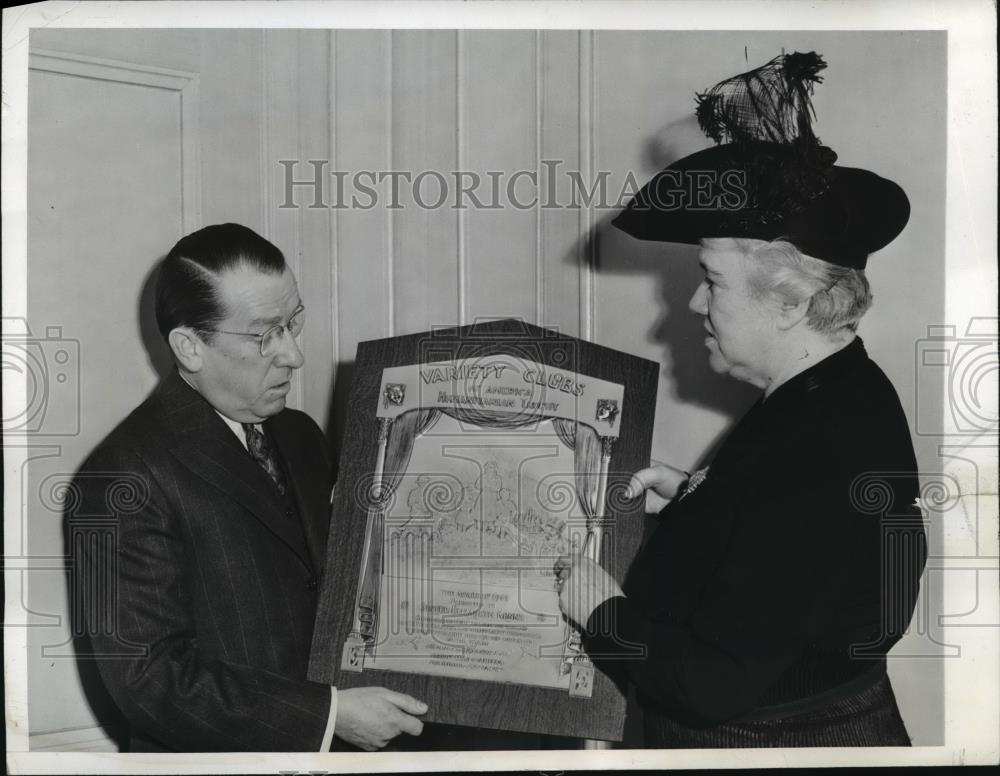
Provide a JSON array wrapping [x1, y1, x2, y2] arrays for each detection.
[[335, 687, 427, 751], [554, 554, 624, 628], [626, 462, 689, 513]]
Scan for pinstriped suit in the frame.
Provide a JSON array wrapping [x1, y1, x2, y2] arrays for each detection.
[[73, 370, 334, 751]]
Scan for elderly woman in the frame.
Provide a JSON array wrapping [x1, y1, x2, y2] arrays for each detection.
[[556, 53, 926, 747]]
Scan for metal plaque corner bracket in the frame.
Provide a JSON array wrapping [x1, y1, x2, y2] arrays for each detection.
[[568, 656, 595, 699], [340, 632, 367, 674]]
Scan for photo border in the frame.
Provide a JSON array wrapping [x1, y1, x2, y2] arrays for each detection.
[[4, 1, 997, 772]]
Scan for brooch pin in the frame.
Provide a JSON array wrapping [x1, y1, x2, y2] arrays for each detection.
[[679, 467, 710, 500]]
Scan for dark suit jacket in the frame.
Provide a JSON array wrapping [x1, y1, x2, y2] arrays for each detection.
[[71, 370, 335, 751]]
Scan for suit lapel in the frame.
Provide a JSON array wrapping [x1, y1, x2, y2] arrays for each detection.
[[267, 415, 327, 575], [159, 372, 312, 568]]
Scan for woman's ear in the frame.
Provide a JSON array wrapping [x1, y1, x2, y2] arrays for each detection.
[[776, 297, 810, 331], [167, 327, 204, 372]]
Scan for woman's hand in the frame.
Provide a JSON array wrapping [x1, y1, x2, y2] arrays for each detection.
[[554, 554, 624, 628], [626, 462, 690, 513]]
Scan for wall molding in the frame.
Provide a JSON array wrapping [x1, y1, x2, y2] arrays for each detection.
[[28, 48, 202, 233], [534, 30, 544, 326], [258, 30, 273, 243], [455, 29, 467, 327], [328, 30, 341, 372], [259, 29, 308, 409], [385, 30, 396, 337], [577, 31, 596, 343]]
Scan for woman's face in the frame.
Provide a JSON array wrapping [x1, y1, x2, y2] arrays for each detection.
[[688, 239, 780, 387]]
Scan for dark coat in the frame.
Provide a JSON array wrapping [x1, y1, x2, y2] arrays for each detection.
[[583, 338, 927, 744], [71, 370, 334, 751]]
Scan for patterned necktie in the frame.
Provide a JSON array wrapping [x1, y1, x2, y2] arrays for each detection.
[[242, 423, 287, 496]]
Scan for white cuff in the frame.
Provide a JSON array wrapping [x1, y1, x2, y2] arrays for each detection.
[[319, 686, 337, 751]]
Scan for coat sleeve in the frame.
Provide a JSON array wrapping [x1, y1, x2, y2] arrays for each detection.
[[581, 450, 925, 724], [72, 443, 332, 751]]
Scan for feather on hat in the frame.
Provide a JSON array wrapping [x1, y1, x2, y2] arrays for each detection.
[[611, 52, 910, 269]]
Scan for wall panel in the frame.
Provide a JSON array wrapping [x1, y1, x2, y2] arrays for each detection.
[[196, 30, 267, 231], [292, 30, 339, 425], [26, 49, 196, 740], [391, 30, 461, 337], [538, 31, 585, 339], [462, 31, 540, 325], [331, 31, 394, 354]]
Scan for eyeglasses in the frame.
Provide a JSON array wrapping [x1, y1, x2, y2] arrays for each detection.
[[204, 305, 305, 357]]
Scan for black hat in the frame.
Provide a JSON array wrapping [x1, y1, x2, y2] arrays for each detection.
[[611, 52, 910, 269]]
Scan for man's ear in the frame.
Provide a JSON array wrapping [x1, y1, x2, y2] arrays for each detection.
[[776, 297, 810, 331], [167, 327, 205, 372]]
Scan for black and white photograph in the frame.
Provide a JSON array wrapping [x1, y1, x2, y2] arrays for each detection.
[[3, 1, 997, 772]]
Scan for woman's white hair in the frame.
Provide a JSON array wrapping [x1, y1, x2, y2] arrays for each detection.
[[707, 237, 873, 337]]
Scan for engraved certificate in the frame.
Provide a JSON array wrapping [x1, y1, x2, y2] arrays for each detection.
[[350, 357, 624, 689]]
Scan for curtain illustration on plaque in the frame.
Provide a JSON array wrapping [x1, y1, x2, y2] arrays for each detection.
[[349, 409, 440, 648], [341, 356, 625, 696], [348, 412, 615, 694]]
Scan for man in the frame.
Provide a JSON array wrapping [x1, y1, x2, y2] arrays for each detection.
[[72, 223, 426, 751]]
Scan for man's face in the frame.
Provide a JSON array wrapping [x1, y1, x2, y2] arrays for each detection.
[[688, 240, 779, 385], [196, 265, 304, 423]]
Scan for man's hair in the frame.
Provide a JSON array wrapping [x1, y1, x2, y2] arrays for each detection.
[[154, 223, 286, 342], [710, 237, 873, 337]]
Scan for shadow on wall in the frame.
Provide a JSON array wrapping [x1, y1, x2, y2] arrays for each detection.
[[580, 212, 759, 465], [138, 258, 175, 382], [324, 360, 354, 483], [571, 114, 758, 463], [53, 257, 171, 751], [642, 114, 714, 173]]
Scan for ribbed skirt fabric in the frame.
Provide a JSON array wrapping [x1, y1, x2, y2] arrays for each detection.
[[644, 674, 911, 748]]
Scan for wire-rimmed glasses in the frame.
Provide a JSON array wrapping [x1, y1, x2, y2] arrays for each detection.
[[205, 305, 305, 357]]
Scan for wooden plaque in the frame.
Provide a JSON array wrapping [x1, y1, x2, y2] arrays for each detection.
[[308, 319, 658, 741]]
